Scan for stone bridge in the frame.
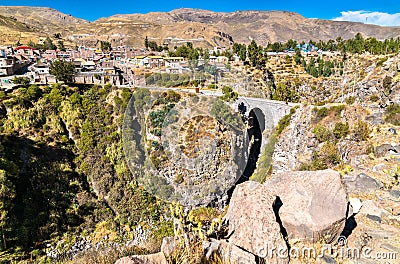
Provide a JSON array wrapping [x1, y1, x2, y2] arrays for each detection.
[[235, 97, 294, 145], [234, 97, 295, 180]]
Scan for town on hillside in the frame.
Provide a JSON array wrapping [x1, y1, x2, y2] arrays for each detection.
[[0, 38, 344, 91]]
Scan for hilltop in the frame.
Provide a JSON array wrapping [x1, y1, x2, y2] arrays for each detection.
[[1, 7, 400, 47]]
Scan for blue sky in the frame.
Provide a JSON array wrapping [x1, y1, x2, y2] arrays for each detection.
[[1, 0, 400, 26]]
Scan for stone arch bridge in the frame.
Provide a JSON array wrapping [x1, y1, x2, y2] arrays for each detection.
[[235, 97, 295, 146], [234, 97, 295, 181]]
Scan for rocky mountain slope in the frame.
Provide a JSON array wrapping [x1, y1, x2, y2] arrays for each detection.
[[1, 7, 400, 47]]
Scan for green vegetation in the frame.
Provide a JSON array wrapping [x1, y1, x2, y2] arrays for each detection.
[[145, 72, 208, 87], [265, 33, 400, 55], [303, 57, 340, 78], [353, 120, 370, 141], [221, 85, 238, 102], [251, 106, 298, 183], [333, 122, 349, 139], [384, 103, 400, 125], [49, 60, 76, 83], [12, 76, 30, 86], [0, 83, 171, 262], [272, 82, 300, 103], [100, 40, 111, 51], [345, 96, 356, 105], [300, 141, 341, 171], [313, 124, 333, 143]]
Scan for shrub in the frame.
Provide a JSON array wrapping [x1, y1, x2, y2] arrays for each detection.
[[353, 120, 370, 141], [12, 76, 30, 86], [313, 107, 328, 122], [369, 94, 379, 102], [333, 122, 349, 139], [301, 141, 341, 170], [329, 105, 345, 117], [313, 124, 332, 142], [384, 103, 400, 125], [345, 96, 356, 105], [276, 107, 298, 135]]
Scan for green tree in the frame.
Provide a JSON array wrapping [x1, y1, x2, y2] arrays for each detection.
[[43, 37, 56, 50], [57, 40, 66, 51], [49, 60, 76, 83], [221, 85, 238, 102], [144, 36, 149, 49], [0, 170, 16, 250], [12, 76, 30, 87], [272, 82, 299, 103], [100, 41, 111, 51]]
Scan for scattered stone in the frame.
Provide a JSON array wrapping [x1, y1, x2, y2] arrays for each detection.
[[365, 112, 384, 125], [343, 173, 383, 194], [372, 163, 386, 172], [161, 237, 177, 258], [114, 253, 167, 264], [366, 214, 382, 223], [224, 181, 289, 263], [265, 169, 348, 244], [389, 190, 400, 199], [388, 127, 397, 135], [375, 143, 399, 157], [359, 200, 387, 218]]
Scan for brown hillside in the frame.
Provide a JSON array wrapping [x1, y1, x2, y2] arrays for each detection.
[[1, 7, 400, 47]]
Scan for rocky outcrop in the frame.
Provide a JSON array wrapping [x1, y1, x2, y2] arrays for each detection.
[[265, 169, 348, 244], [272, 105, 315, 174], [224, 181, 289, 263], [343, 173, 383, 194]]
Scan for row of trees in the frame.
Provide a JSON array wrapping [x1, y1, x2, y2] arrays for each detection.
[[264, 33, 400, 55], [302, 58, 344, 78]]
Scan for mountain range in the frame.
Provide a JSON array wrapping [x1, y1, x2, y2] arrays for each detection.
[[1, 6, 400, 47]]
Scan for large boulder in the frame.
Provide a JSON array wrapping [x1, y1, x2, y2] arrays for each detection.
[[265, 169, 348, 244], [224, 181, 289, 263]]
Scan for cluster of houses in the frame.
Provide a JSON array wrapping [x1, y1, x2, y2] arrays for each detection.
[[0, 42, 341, 90], [0, 44, 235, 89]]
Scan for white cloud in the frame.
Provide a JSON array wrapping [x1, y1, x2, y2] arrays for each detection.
[[333, 10, 400, 27]]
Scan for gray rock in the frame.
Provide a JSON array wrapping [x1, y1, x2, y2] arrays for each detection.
[[389, 190, 400, 199], [343, 173, 383, 194], [365, 112, 384, 125], [359, 200, 387, 218], [161, 237, 176, 258], [265, 169, 348, 244], [372, 163, 386, 172], [317, 255, 336, 264], [366, 214, 382, 223], [375, 143, 399, 157], [224, 181, 289, 263]]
